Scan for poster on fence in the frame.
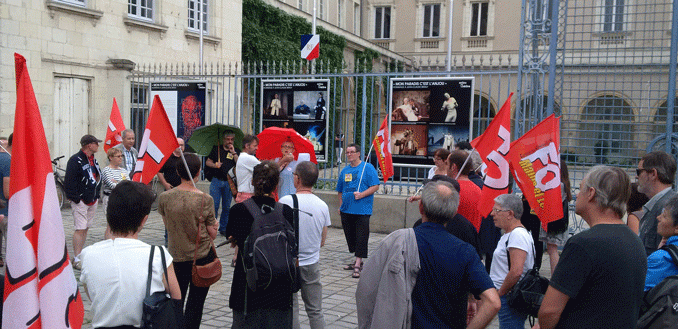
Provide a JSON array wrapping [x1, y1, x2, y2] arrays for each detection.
[[260, 79, 330, 162], [150, 81, 207, 142], [389, 77, 474, 166]]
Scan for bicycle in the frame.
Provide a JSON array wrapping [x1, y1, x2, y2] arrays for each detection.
[[52, 155, 66, 209]]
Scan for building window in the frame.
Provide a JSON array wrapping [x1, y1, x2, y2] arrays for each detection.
[[423, 3, 441, 38], [130, 84, 149, 150], [470, 2, 488, 36], [603, 0, 624, 32], [128, 0, 153, 20], [57, 0, 85, 7], [354, 3, 360, 35], [298, 0, 303, 11], [579, 95, 634, 164], [338, 0, 344, 28], [320, 0, 324, 19], [374, 6, 391, 39], [188, 0, 208, 32]]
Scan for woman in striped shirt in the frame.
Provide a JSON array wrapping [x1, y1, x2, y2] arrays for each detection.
[[102, 147, 130, 215]]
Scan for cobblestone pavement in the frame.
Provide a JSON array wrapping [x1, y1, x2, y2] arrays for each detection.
[[46, 204, 549, 328]]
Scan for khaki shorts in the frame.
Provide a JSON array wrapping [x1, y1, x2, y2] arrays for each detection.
[[70, 200, 98, 230]]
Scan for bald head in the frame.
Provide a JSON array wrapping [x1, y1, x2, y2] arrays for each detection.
[[420, 181, 460, 224], [173, 138, 185, 156]]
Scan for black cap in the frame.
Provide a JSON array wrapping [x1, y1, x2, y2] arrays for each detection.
[[80, 134, 102, 147]]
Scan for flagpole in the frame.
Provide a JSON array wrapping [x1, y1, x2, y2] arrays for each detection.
[[455, 148, 476, 179], [357, 142, 375, 191], [179, 150, 197, 188]]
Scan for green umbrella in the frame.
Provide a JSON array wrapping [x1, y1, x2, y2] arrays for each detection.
[[187, 123, 244, 156]]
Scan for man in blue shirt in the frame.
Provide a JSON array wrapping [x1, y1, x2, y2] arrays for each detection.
[[645, 194, 678, 291], [412, 181, 500, 328], [0, 134, 12, 267], [336, 143, 380, 278]]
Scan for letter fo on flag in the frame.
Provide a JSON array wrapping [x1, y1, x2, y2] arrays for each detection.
[[132, 95, 180, 185], [4, 53, 84, 328], [301, 34, 320, 61], [373, 118, 394, 182], [104, 97, 126, 152]]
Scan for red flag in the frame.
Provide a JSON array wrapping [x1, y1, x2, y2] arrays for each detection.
[[104, 98, 125, 152], [4, 53, 84, 328], [373, 117, 394, 182], [470, 93, 513, 217], [132, 95, 180, 184], [508, 114, 563, 229]]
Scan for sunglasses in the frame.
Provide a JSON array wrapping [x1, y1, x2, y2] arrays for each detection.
[[636, 168, 652, 176]]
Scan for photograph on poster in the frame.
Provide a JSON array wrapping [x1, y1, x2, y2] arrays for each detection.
[[262, 91, 293, 120], [260, 79, 329, 162], [389, 77, 474, 166], [391, 91, 430, 122], [150, 81, 206, 142], [294, 121, 327, 161], [390, 124, 428, 157], [427, 124, 471, 155]]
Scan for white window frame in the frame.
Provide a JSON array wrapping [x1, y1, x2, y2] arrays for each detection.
[[128, 0, 153, 21], [56, 0, 86, 7], [338, 0, 344, 28], [602, 0, 625, 32], [374, 6, 391, 39], [298, 0, 304, 11], [469, 1, 488, 37], [188, 0, 208, 33], [422, 3, 441, 38], [320, 0, 325, 19]]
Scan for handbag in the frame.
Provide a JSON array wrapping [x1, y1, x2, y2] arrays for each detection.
[[505, 234, 550, 320], [141, 245, 185, 329], [191, 196, 222, 287]]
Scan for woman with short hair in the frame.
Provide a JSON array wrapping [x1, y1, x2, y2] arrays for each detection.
[[80, 181, 181, 329], [490, 194, 535, 329], [101, 147, 129, 214]]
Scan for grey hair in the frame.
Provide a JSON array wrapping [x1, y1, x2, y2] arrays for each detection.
[[494, 194, 524, 219], [663, 194, 678, 227], [121, 129, 134, 138], [582, 165, 630, 218], [641, 151, 677, 185], [421, 181, 460, 224]]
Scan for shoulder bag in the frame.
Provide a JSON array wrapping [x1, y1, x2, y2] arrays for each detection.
[[505, 231, 550, 321], [191, 196, 222, 287], [141, 245, 185, 329]]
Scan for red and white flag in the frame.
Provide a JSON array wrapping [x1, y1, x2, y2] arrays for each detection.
[[4, 53, 84, 328], [508, 114, 563, 229], [470, 93, 513, 217], [104, 98, 125, 152], [132, 95, 180, 185], [373, 117, 394, 182]]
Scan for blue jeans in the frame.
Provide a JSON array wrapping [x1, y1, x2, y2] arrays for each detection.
[[210, 177, 232, 233], [498, 295, 527, 329]]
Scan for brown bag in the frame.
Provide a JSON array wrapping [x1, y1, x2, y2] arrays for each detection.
[[191, 197, 222, 287]]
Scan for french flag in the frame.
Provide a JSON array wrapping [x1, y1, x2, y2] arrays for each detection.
[[301, 34, 320, 60]]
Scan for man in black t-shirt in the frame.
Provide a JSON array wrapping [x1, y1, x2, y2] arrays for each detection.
[[205, 131, 240, 236], [539, 166, 647, 329], [157, 138, 184, 190]]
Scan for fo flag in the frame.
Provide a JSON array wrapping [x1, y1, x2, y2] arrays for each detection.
[[508, 114, 563, 229], [104, 98, 125, 152], [301, 34, 320, 60], [373, 118, 394, 182], [132, 95, 180, 184], [470, 93, 513, 217], [4, 53, 84, 328]]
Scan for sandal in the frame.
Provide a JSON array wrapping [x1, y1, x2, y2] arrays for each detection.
[[343, 261, 363, 271], [351, 267, 361, 278]]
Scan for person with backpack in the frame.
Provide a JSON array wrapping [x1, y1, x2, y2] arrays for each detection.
[[644, 194, 678, 291], [226, 161, 297, 328]]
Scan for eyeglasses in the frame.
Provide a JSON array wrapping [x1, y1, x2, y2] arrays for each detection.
[[346, 151, 357, 154], [636, 168, 652, 176], [491, 208, 511, 214], [281, 145, 295, 149]]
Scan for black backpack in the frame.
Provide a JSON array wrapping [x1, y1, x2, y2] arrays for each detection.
[[242, 199, 299, 292], [637, 244, 678, 329]]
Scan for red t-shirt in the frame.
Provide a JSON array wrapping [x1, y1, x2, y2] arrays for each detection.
[[457, 179, 482, 232]]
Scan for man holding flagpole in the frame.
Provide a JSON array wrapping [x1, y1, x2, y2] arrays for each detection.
[[336, 143, 380, 279]]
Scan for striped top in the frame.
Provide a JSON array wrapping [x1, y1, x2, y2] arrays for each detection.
[[101, 166, 130, 193]]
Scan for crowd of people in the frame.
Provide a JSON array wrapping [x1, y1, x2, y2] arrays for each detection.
[[2, 126, 678, 329]]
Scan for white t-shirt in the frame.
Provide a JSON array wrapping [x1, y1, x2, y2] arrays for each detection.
[[80, 238, 173, 328], [236, 152, 260, 194], [279, 193, 332, 266], [428, 166, 436, 179], [489, 227, 535, 290]]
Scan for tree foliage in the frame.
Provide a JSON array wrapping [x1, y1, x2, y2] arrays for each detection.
[[242, 0, 347, 72]]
